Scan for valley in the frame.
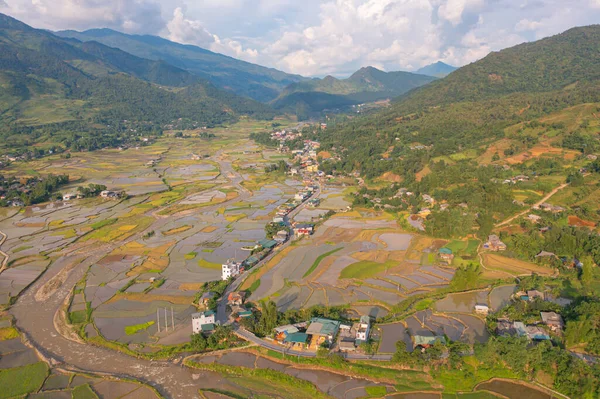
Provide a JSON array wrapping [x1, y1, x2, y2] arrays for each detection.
[[0, 9, 599, 399]]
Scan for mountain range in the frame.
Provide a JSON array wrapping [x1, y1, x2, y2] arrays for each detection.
[[55, 28, 307, 103], [271, 66, 437, 119], [0, 13, 276, 126]]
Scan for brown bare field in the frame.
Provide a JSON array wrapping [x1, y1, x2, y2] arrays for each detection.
[[351, 250, 391, 263], [483, 253, 553, 276], [415, 165, 431, 182], [505, 144, 580, 164], [179, 283, 205, 291], [318, 151, 332, 159], [476, 138, 517, 164], [568, 215, 596, 228], [379, 171, 402, 182], [201, 226, 218, 233]]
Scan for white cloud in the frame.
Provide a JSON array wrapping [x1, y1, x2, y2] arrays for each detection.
[[165, 7, 259, 62], [166, 7, 216, 47], [1, 0, 599, 76], [438, 0, 484, 26], [2, 0, 165, 34], [515, 18, 542, 31]]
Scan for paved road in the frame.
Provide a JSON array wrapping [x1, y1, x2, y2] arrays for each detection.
[[235, 327, 392, 361], [216, 183, 321, 324]]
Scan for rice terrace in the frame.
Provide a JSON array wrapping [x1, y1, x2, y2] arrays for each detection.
[[1, 7, 600, 399]]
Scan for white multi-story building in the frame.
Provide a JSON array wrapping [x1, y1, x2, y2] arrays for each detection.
[[222, 260, 241, 281], [191, 310, 215, 334], [355, 315, 370, 344]]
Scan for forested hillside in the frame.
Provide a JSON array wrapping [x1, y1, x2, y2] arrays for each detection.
[[0, 13, 275, 156], [314, 25, 600, 180], [272, 66, 436, 119], [56, 28, 307, 102]]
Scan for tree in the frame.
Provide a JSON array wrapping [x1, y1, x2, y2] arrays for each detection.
[[190, 333, 207, 351]]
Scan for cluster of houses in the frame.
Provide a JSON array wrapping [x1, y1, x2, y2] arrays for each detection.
[[0, 176, 44, 207], [496, 311, 564, 341], [272, 315, 372, 353], [499, 175, 530, 185], [192, 290, 252, 334], [535, 203, 565, 213]]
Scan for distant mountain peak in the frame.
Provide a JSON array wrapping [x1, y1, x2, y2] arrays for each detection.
[[415, 61, 457, 78]]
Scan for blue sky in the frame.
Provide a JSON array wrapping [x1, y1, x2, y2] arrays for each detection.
[[2, 0, 599, 77]]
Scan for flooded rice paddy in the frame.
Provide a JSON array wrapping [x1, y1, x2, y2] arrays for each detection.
[[196, 351, 396, 399]]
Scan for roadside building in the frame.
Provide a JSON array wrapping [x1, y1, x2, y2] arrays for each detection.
[[284, 332, 309, 350], [258, 239, 278, 250], [339, 340, 357, 352], [294, 224, 314, 236], [222, 260, 242, 281], [237, 310, 253, 320], [541, 311, 564, 332], [192, 310, 216, 334], [227, 291, 245, 306], [306, 317, 340, 347], [274, 230, 288, 243], [274, 325, 300, 342]]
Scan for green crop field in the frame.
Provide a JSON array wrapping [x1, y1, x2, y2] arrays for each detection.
[[0, 362, 49, 399], [340, 259, 396, 279]]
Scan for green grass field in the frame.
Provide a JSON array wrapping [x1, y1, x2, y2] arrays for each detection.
[[0, 362, 49, 399], [340, 259, 397, 279], [72, 383, 99, 399], [198, 258, 222, 270], [125, 321, 155, 335]]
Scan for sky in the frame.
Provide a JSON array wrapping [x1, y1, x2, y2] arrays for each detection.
[[1, 0, 600, 77]]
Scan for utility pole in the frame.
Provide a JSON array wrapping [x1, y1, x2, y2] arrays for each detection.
[[157, 308, 160, 333], [171, 307, 175, 331], [164, 308, 168, 332]]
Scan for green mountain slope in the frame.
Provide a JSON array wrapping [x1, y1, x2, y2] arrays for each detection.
[[313, 25, 600, 179], [272, 66, 436, 118], [415, 61, 457, 78], [55, 28, 307, 102], [0, 13, 275, 155]]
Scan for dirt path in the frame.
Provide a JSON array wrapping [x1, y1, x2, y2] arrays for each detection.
[[495, 182, 569, 227]]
